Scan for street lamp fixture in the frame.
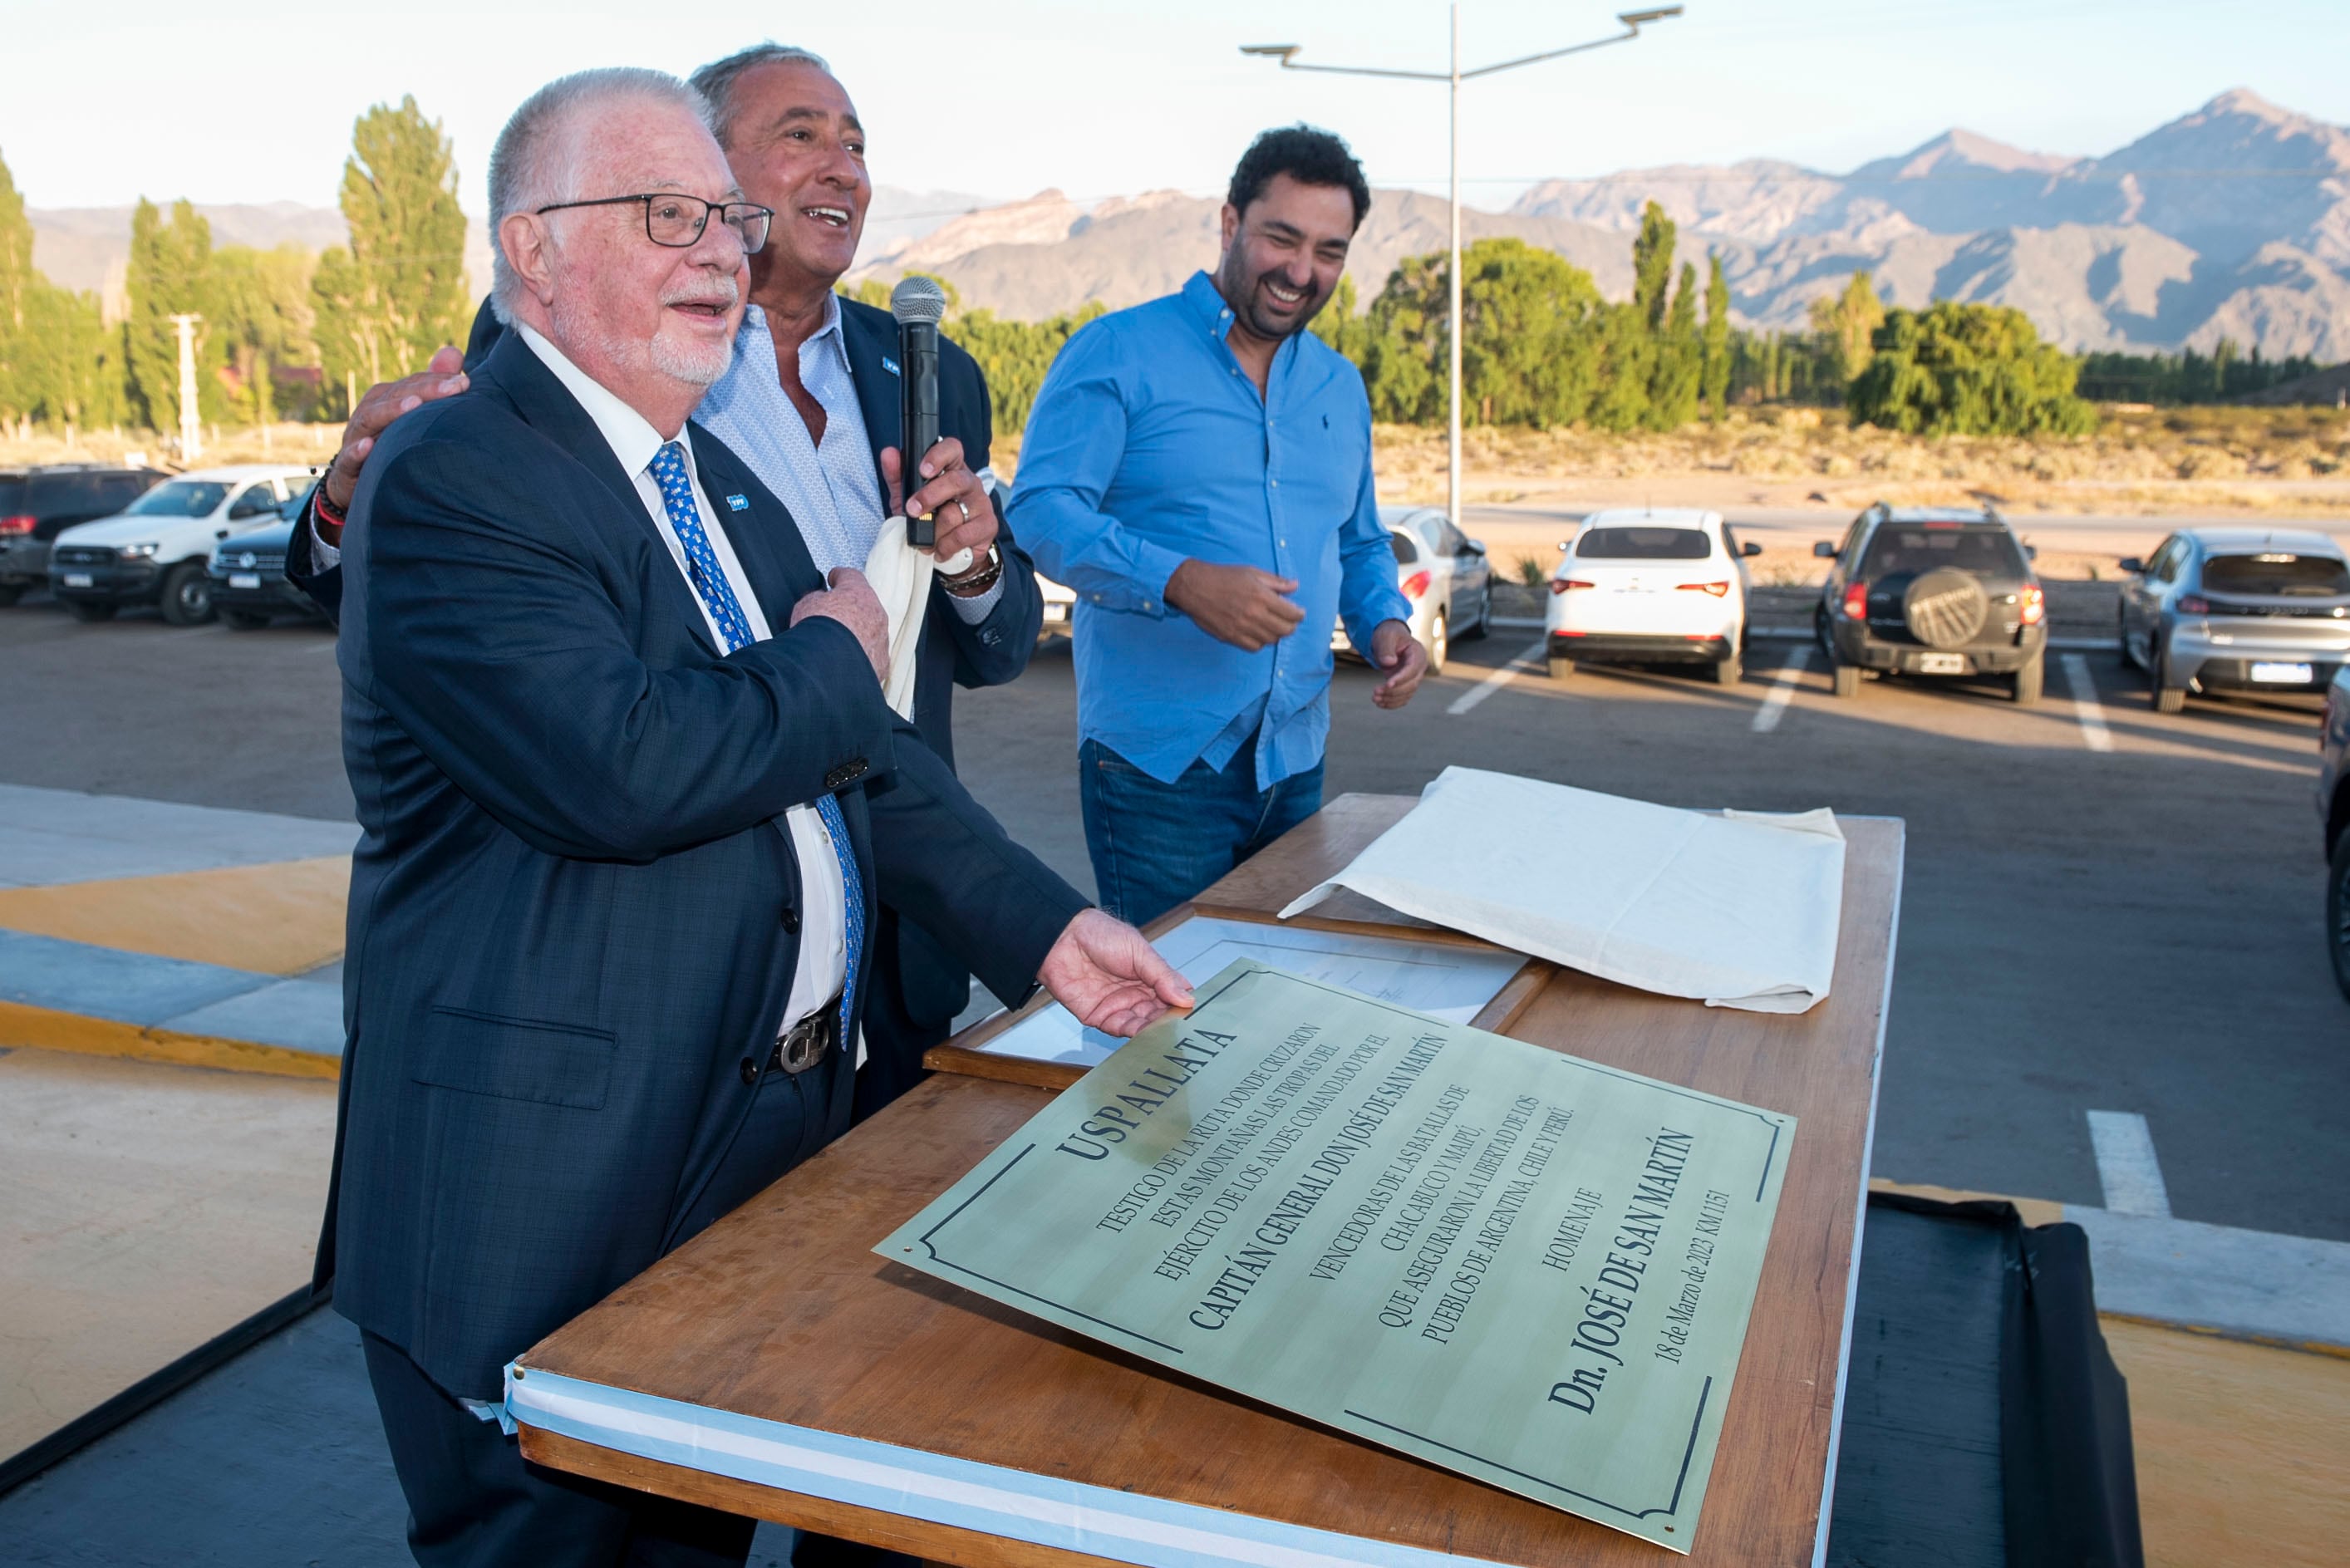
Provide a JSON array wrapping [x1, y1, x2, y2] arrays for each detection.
[[1242, 6, 1683, 529]]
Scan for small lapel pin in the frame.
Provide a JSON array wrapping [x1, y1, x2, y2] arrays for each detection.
[[882, 356, 901, 376], [725, 494, 750, 512]]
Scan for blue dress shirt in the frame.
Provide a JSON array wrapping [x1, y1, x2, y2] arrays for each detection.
[[1010, 272, 1410, 789]]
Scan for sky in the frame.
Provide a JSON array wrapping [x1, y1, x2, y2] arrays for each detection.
[[6, 0, 2348, 217]]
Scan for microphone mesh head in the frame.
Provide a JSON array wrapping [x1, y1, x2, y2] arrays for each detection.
[[890, 275, 949, 327]]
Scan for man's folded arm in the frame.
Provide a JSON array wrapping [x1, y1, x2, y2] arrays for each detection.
[[356, 435, 899, 863], [1006, 329, 1187, 618], [285, 499, 345, 627], [863, 726, 1090, 1006]]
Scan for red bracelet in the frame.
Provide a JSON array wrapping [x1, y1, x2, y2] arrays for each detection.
[[312, 480, 347, 528]]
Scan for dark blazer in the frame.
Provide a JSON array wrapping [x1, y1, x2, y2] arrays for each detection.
[[323, 328, 1085, 1398], [291, 295, 1043, 1030]]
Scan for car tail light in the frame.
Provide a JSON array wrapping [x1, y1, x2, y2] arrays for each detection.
[[1401, 570, 1431, 600], [1551, 578, 1595, 595], [2019, 583, 2044, 627], [1841, 581, 1869, 619], [1678, 581, 1731, 597], [0, 515, 33, 536], [2177, 593, 2210, 615]]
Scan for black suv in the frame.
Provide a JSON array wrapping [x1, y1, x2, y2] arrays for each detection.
[[0, 465, 168, 606], [1814, 504, 2048, 703]]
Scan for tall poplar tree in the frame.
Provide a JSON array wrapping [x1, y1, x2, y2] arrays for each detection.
[[313, 96, 470, 408], [1810, 271, 1886, 386], [1701, 253, 1731, 421], [0, 149, 33, 421], [125, 198, 227, 432], [1631, 201, 1677, 333]]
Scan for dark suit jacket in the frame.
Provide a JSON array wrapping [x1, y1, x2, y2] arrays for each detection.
[[325, 328, 1084, 1398], [291, 295, 1042, 1029]]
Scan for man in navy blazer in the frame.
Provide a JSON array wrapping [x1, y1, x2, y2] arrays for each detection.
[[291, 43, 1038, 1124], [332, 66, 1186, 1566]]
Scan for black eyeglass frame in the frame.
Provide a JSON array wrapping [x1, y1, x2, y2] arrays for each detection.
[[533, 194, 775, 255]]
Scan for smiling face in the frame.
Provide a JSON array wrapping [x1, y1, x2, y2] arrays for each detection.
[[1214, 173, 1358, 345], [499, 92, 750, 434], [720, 60, 869, 302]]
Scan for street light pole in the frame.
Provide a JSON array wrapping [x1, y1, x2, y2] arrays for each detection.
[[167, 312, 204, 464], [1243, 7, 1682, 532]]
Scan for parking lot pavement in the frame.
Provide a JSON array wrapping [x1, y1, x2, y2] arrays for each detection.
[[4, 593, 2343, 1246]]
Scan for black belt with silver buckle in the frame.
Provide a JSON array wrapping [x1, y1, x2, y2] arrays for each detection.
[[769, 993, 843, 1076]]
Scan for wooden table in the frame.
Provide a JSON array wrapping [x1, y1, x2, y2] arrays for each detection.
[[511, 795, 1903, 1566]]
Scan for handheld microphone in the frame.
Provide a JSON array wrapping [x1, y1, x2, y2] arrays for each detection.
[[891, 276, 946, 548]]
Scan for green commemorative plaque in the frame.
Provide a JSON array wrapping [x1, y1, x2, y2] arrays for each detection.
[[878, 961, 1797, 1552]]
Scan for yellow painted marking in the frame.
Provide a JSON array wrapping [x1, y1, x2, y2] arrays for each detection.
[[1867, 1176, 2065, 1229], [0, 1000, 339, 1080], [0, 856, 348, 976]]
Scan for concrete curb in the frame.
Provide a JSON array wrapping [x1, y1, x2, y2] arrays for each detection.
[[1487, 615, 2119, 652], [0, 928, 342, 1078]]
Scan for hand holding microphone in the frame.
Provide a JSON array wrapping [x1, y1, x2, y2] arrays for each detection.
[[885, 276, 998, 583]]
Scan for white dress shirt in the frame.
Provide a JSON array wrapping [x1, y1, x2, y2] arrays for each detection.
[[699, 298, 1003, 620], [516, 323, 848, 1035]]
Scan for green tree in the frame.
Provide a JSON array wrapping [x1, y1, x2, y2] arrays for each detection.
[[1359, 250, 1449, 425], [17, 282, 126, 428], [312, 96, 470, 406], [1631, 200, 1676, 333], [1848, 302, 2096, 436], [1646, 261, 1703, 429], [1359, 239, 1606, 429], [124, 197, 227, 433], [1306, 273, 1372, 364], [213, 244, 317, 424], [1809, 271, 1885, 385], [948, 301, 1105, 434], [0, 147, 32, 421], [1701, 254, 1731, 420]]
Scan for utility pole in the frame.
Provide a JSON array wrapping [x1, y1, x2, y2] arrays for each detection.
[[167, 312, 204, 464], [1244, 7, 1683, 531]]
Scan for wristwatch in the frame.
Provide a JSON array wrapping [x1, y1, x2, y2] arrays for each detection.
[[941, 543, 1002, 597]]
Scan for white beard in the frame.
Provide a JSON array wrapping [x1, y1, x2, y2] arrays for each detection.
[[651, 327, 734, 387]]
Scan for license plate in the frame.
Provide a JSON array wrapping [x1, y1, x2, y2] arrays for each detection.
[[230, 573, 263, 590], [1915, 652, 1966, 674], [1044, 603, 1067, 622], [61, 573, 91, 588], [2251, 661, 2313, 684]]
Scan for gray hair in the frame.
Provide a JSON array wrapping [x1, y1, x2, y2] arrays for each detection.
[[689, 43, 834, 150], [488, 66, 717, 322]]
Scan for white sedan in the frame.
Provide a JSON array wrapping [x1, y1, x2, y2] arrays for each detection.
[[1330, 506, 1492, 675], [1546, 509, 1759, 684]]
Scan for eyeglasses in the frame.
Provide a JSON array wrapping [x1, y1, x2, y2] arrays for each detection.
[[534, 194, 774, 255]]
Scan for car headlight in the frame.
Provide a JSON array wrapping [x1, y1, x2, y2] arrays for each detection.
[[117, 543, 159, 560]]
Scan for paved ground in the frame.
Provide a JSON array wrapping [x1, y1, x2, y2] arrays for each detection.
[[0, 569, 2343, 1249]]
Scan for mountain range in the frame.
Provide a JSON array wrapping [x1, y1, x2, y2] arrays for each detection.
[[27, 90, 2349, 361], [852, 89, 2350, 361]]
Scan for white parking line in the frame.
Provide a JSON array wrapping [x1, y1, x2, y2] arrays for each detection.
[[1750, 645, 1811, 733], [2087, 1110, 2172, 1217], [2062, 653, 2114, 753], [1447, 639, 1547, 716]]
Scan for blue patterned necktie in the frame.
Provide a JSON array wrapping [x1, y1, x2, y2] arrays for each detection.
[[649, 440, 863, 1040]]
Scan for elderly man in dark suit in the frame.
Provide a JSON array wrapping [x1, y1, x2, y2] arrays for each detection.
[[331, 65, 1185, 1567], [294, 42, 1034, 1123]]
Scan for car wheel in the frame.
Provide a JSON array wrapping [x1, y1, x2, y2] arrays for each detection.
[[2010, 652, 2044, 705], [1423, 612, 1448, 676], [2149, 640, 2185, 715], [1462, 586, 1492, 641], [159, 561, 215, 627], [66, 600, 116, 623], [2329, 829, 2350, 1002], [0, 583, 23, 608], [1547, 654, 1574, 680], [1831, 660, 1861, 699], [222, 609, 271, 631], [1709, 647, 1742, 686]]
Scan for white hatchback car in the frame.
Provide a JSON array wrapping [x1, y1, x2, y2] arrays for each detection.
[[1546, 509, 1759, 684]]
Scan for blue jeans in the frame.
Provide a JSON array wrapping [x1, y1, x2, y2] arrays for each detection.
[[1079, 737, 1325, 926]]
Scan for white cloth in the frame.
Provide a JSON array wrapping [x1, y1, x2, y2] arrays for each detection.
[[698, 299, 1002, 622], [517, 323, 848, 1033], [1278, 767, 1846, 1014]]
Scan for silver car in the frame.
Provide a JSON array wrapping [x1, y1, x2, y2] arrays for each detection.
[[2118, 528, 2350, 713], [1329, 506, 1492, 674]]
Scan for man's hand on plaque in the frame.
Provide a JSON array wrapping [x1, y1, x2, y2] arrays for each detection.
[[1039, 909, 1194, 1037]]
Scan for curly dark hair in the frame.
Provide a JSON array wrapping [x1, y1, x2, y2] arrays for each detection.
[[1227, 125, 1371, 231]]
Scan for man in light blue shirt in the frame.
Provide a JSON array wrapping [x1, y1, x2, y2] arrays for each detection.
[[1011, 127, 1428, 924]]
